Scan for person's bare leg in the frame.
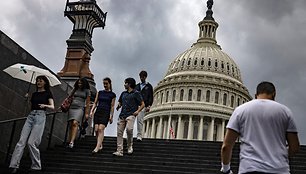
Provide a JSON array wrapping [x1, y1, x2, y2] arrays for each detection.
[[93, 124, 105, 152], [68, 120, 79, 146]]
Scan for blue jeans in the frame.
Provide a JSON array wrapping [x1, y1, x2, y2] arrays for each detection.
[[9, 110, 46, 170]]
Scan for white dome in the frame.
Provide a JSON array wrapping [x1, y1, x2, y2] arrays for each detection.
[[166, 43, 242, 82], [143, 1, 252, 141]]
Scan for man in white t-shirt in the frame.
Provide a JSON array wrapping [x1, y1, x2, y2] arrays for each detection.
[[220, 81, 300, 174]]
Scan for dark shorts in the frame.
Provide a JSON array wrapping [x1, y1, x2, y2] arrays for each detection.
[[94, 108, 110, 127]]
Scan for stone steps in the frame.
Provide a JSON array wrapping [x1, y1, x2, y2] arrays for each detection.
[[1, 136, 306, 173]]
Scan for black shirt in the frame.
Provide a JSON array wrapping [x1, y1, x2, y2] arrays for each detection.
[[31, 90, 53, 111], [135, 82, 153, 107]]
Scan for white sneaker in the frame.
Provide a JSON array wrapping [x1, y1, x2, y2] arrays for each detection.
[[127, 146, 133, 154], [137, 137, 142, 141], [68, 142, 74, 149], [113, 151, 123, 157]]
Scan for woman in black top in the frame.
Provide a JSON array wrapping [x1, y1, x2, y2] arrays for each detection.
[[9, 75, 54, 173], [90, 77, 116, 154]]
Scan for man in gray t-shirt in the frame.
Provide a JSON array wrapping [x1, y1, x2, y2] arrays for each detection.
[[220, 81, 300, 174]]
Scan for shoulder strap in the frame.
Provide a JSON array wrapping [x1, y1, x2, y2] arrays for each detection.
[[69, 88, 76, 97]]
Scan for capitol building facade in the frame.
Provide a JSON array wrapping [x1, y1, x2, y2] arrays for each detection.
[[143, 1, 252, 141]]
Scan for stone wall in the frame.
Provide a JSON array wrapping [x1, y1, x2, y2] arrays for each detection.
[[0, 30, 71, 162]]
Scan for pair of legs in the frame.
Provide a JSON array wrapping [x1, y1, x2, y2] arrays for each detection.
[[93, 124, 106, 152], [9, 110, 46, 170], [114, 115, 136, 155], [67, 119, 79, 147], [136, 108, 145, 140], [67, 108, 84, 147]]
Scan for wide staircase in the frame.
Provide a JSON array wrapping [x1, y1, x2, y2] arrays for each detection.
[[1, 136, 306, 173]]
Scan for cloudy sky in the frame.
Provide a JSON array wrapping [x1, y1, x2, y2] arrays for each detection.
[[1, 0, 306, 144]]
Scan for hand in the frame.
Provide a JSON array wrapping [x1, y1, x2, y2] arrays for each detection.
[[109, 116, 113, 124], [38, 104, 46, 109], [85, 114, 89, 120], [145, 106, 150, 112], [133, 111, 139, 116]]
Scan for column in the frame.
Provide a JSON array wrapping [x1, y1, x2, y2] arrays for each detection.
[[198, 116, 204, 140], [217, 122, 222, 141], [221, 119, 225, 140], [163, 119, 167, 139], [177, 115, 182, 139], [208, 117, 215, 141], [150, 118, 156, 138], [166, 115, 172, 139], [145, 119, 150, 138], [187, 115, 193, 140], [157, 116, 163, 138]]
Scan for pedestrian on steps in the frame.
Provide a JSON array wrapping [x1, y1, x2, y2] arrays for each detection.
[[9, 75, 54, 173], [90, 77, 116, 154], [220, 81, 300, 174], [113, 78, 144, 157]]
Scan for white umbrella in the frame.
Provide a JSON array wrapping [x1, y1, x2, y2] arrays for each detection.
[[3, 63, 61, 87]]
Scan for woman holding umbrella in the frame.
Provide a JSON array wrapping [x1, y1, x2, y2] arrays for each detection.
[[9, 75, 54, 173], [67, 77, 91, 149]]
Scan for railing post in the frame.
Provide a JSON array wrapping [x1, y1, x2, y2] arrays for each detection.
[[6, 121, 17, 163], [63, 121, 69, 146], [47, 112, 57, 149]]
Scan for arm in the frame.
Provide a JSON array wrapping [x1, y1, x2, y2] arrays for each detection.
[[90, 92, 99, 117], [286, 132, 300, 156], [133, 101, 145, 116], [146, 84, 154, 112], [109, 98, 116, 124], [116, 93, 123, 111], [116, 102, 121, 111], [221, 128, 239, 171], [39, 98, 54, 110]]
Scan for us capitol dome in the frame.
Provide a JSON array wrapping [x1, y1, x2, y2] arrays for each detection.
[[143, 0, 252, 141]]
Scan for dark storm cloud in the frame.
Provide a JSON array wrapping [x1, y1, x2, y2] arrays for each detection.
[[91, 0, 193, 88], [213, 0, 306, 143], [1, 0, 305, 143]]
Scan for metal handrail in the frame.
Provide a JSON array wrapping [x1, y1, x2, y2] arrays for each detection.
[[0, 111, 62, 163], [0, 117, 28, 125]]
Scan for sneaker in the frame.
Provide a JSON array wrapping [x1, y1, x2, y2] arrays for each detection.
[[113, 151, 123, 157], [137, 137, 142, 142], [9, 168, 18, 174], [127, 146, 133, 154], [68, 142, 74, 149], [28, 168, 42, 173]]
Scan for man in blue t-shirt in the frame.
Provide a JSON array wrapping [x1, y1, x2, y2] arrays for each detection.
[[113, 78, 144, 156]]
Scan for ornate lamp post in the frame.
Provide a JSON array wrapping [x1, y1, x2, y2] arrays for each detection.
[[58, 0, 107, 89]]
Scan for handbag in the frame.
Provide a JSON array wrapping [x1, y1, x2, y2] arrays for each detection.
[[60, 89, 76, 113], [60, 96, 73, 113]]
